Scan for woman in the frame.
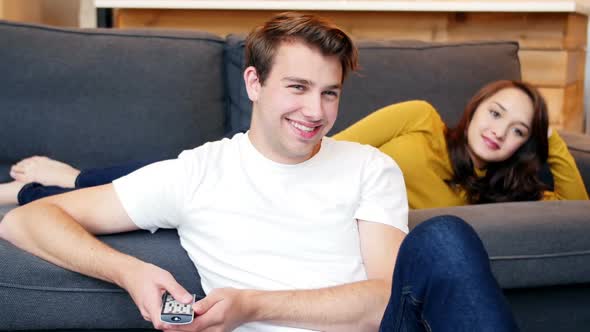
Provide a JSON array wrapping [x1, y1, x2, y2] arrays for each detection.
[[333, 80, 588, 208], [1, 80, 587, 208]]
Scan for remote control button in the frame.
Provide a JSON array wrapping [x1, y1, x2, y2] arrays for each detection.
[[172, 316, 181, 322]]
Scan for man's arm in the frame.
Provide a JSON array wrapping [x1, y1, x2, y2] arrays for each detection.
[[0, 184, 193, 326], [190, 220, 406, 332]]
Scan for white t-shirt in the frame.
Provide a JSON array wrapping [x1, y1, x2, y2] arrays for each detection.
[[113, 132, 408, 332]]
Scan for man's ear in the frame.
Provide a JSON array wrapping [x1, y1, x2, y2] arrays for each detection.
[[244, 66, 261, 102]]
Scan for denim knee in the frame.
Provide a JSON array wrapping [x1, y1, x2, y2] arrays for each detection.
[[406, 215, 490, 278]]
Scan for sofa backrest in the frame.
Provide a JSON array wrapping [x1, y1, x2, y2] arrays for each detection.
[[224, 36, 521, 135], [0, 20, 522, 184], [0, 20, 227, 182]]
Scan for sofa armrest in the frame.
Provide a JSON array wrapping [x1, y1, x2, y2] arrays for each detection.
[[0, 229, 204, 330], [409, 200, 590, 289], [559, 130, 590, 196]]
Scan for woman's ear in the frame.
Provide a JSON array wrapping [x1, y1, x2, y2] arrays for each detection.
[[244, 66, 261, 102]]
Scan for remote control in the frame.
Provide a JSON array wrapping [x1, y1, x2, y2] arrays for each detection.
[[160, 291, 196, 325]]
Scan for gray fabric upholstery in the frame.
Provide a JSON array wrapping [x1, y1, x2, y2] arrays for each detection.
[[0, 230, 204, 330], [0, 20, 227, 183], [505, 284, 590, 332], [409, 200, 590, 289], [333, 40, 521, 134], [224, 34, 250, 135], [0, 205, 15, 220]]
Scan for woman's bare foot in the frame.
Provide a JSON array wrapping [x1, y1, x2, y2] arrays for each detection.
[[10, 156, 80, 188], [0, 181, 26, 205]]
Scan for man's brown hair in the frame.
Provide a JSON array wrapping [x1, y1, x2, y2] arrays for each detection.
[[245, 12, 358, 84]]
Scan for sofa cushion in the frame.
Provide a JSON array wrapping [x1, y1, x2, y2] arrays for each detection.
[[0, 205, 15, 221], [224, 34, 251, 136], [409, 200, 590, 289], [0, 230, 205, 330], [0, 20, 227, 183], [224, 37, 521, 135]]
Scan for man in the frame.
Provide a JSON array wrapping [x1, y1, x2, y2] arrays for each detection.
[[0, 12, 518, 332]]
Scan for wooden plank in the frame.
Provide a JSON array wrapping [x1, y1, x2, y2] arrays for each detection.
[[115, 9, 448, 40], [539, 87, 565, 128], [2, 0, 43, 23], [116, 9, 271, 35], [539, 81, 585, 132], [445, 12, 573, 49], [116, 10, 586, 49], [565, 13, 588, 49], [322, 11, 447, 41], [520, 50, 584, 86], [562, 81, 585, 132]]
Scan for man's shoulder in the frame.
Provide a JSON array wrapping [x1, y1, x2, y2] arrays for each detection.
[[179, 132, 244, 160], [324, 136, 376, 152], [324, 137, 392, 160], [322, 137, 398, 173]]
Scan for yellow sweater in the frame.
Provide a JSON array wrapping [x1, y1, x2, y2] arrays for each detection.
[[333, 100, 588, 209]]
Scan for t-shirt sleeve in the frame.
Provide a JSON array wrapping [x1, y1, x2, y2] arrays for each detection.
[[112, 150, 199, 233], [354, 147, 409, 233]]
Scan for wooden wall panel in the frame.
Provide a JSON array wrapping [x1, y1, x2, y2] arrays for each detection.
[[563, 81, 585, 132], [116, 9, 450, 41], [539, 87, 565, 128], [520, 50, 584, 86], [540, 81, 584, 132], [445, 13, 573, 49], [565, 13, 588, 50], [116, 9, 271, 35]]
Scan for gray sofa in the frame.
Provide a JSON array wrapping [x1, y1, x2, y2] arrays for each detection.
[[0, 19, 589, 331]]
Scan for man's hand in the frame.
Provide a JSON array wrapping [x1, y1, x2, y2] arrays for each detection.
[[155, 287, 251, 332], [119, 261, 194, 329], [190, 288, 252, 332]]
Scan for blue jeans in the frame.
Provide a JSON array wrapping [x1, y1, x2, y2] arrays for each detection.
[[17, 160, 154, 205], [379, 215, 519, 332]]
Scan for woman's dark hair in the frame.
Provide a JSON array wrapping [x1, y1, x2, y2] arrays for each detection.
[[445, 80, 550, 203]]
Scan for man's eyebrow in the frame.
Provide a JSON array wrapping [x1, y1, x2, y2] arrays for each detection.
[[282, 77, 313, 85], [325, 83, 343, 90], [281, 77, 342, 90], [493, 101, 530, 130]]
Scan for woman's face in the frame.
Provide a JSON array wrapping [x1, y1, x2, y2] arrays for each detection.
[[467, 87, 535, 169]]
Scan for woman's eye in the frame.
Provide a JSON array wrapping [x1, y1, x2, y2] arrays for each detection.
[[512, 128, 525, 137], [489, 110, 501, 118]]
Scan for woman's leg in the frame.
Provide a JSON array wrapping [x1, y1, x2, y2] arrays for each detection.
[[0, 181, 25, 205], [7, 158, 157, 205], [16, 183, 75, 205], [75, 160, 156, 188], [379, 215, 519, 332]]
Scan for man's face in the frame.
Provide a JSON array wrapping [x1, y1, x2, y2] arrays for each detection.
[[245, 41, 342, 164]]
